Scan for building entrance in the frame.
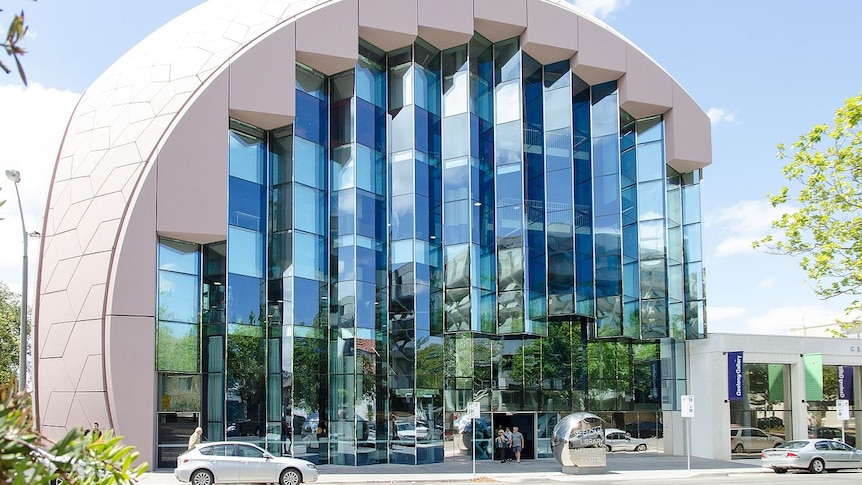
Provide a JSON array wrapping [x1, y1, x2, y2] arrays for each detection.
[[492, 413, 536, 460]]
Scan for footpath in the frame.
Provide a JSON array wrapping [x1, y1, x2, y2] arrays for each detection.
[[140, 453, 767, 484]]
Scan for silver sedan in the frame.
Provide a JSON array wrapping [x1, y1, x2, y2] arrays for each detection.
[[174, 441, 318, 485], [761, 439, 862, 474]]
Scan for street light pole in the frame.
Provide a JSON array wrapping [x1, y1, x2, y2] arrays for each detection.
[[6, 169, 28, 393]]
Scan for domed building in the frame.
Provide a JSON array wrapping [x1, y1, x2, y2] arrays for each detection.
[[34, 0, 710, 468]]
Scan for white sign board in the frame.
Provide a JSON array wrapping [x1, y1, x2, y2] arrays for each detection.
[[681, 394, 694, 417], [837, 399, 851, 421], [467, 401, 481, 419]]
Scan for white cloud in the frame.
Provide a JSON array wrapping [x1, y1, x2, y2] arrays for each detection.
[[707, 107, 736, 126], [0, 83, 79, 300], [707, 306, 747, 322], [706, 199, 794, 257], [710, 304, 847, 337], [569, 0, 629, 18], [756, 278, 775, 290]]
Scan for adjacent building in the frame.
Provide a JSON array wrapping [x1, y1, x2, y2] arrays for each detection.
[[34, 0, 711, 468]]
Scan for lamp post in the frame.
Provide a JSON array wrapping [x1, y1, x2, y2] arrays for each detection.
[[6, 169, 33, 393]]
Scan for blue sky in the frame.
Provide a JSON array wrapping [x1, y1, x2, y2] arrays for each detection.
[[1, 0, 860, 336]]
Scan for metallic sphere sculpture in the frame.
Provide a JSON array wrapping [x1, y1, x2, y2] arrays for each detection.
[[551, 412, 607, 474]]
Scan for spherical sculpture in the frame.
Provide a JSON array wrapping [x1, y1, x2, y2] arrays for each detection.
[[551, 412, 607, 474]]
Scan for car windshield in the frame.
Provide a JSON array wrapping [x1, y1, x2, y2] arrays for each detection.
[[777, 441, 808, 449]]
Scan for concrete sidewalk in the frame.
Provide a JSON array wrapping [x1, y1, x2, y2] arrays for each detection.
[[141, 453, 767, 484]]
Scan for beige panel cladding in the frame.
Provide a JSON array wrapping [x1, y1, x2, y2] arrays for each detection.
[[473, 0, 526, 42], [521, 0, 578, 65], [156, 71, 229, 245], [296, 0, 359, 74], [571, 15, 625, 85], [665, 84, 712, 172], [618, 44, 673, 119], [105, 314, 157, 467], [359, 0, 417, 51], [229, 22, 296, 130], [417, 0, 473, 50], [109, 167, 157, 318]]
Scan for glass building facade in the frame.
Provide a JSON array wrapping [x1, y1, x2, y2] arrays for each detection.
[[154, 35, 706, 467]]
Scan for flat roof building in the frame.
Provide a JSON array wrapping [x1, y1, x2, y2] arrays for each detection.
[[34, 0, 711, 468]]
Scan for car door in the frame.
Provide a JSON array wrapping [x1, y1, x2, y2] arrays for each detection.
[[236, 443, 276, 483], [208, 444, 242, 483], [749, 429, 769, 450], [605, 432, 623, 451], [827, 440, 854, 467]]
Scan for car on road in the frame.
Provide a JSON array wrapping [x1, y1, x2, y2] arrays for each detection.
[[604, 428, 648, 452], [174, 441, 318, 485], [761, 439, 862, 474], [730, 427, 784, 453]]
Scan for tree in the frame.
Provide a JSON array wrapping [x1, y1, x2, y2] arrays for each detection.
[[2, 6, 29, 84], [0, 282, 21, 383], [0, 381, 147, 484], [754, 92, 862, 327]]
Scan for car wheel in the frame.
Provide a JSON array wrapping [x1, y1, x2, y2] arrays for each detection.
[[190, 470, 214, 485], [733, 443, 744, 453], [635, 444, 647, 452], [773, 468, 787, 474], [808, 458, 825, 474], [280, 468, 302, 485]]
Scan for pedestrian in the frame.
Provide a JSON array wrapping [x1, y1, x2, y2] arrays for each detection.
[[494, 430, 509, 463], [91, 422, 102, 439], [504, 427, 513, 462], [188, 426, 203, 449], [511, 426, 524, 463]]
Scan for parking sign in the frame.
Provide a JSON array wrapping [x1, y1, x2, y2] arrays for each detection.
[[681, 395, 694, 417]]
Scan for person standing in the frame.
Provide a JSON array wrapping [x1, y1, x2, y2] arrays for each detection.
[[504, 427, 513, 462], [494, 430, 509, 463], [91, 422, 102, 439], [511, 426, 524, 463], [188, 426, 203, 449]]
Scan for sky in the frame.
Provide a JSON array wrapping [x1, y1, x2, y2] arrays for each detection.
[[0, 0, 860, 338]]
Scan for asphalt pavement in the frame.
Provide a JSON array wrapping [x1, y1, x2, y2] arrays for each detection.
[[141, 452, 767, 484]]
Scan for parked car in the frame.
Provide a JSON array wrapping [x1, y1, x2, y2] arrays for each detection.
[[395, 421, 429, 442], [604, 428, 648, 452], [174, 441, 318, 485], [809, 426, 856, 447], [761, 439, 862, 474], [731, 427, 784, 453], [625, 421, 663, 439]]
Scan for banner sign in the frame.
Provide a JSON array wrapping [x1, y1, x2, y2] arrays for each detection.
[[839, 365, 854, 404], [727, 351, 744, 401], [803, 353, 824, 402]]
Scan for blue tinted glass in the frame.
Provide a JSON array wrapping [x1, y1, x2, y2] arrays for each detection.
[[593, 175, 620, 217], [443, 70, 468, 117], [227, 273, 264, 324], [496, 206, 523, 241], [415, 107, 430, 154], [333, 238, 354, 281], [331, 146, 355, 191], [415, 195, 430, 241], [270, 185, 291, 233], [495, 38, 520, 84], [495, 81, 520, 124], [159, 239, 199, 274], [229, 177, 265, 232], [356, 190, 382, 239], [391, 152, 413, 196], [355, 98, 383, 150], [158, 271, 200, 323], [637, 141, 664, 182], [355, 244, 377, 283], [594, 215, 621, 258], [296, 67, 325, 99], [683, 223, 703, 262], [544, 87, 571, 132], [294, 232, 325, 281], [444, 200, 470, 245], [228, 227, 263, 278], [637, 117, 662, 144], [356, 145, 382, 195], [390, 105, 414, 153], [444, 157, 469, 201], [391, 195, 414, 240], [682, 184, 701, 224], [415, 156, 430, 198], [640, 259, 667, 299], [621, 185, 637, 226], [293, 278, 325, 326], [593, 135, 619, 177], [546, 170, 573, 206], [295, 92, 327, 145], [638, 180, 664, 222], [496, 163, 522, 204], [443, 113, 469, 160], [591, 90, 618, 138], [229, 130, 265, 184], [294, 137, 325, 189], [622, 224, 638, 263], [333, 190, 355, 235], [496, 121, 521, 165], [294, 185, 325, 234], [545, 128, 571, 172], [639, 219, 665, 261], [623, 262, 639, 299]]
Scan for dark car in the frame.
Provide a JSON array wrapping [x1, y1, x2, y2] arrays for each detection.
[[809, 426, 855, 447], [625, 421, 663, 439]]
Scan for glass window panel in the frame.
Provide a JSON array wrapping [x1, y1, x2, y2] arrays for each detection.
[[495, 81, 521, 124], [545, 172, 573, 206], [620, 148, 636, 189], [591, 90, 618, 138], [158, 271, 200, 323], [639, 219, 665, 260], [621, 185, 637, 226], [295, 91, 327, 145], [159, 239, 199, 274], [443, 69, 468, 117], [638, 180, 664, 221], [622, 223, 638, 263], [389, 62, 413, 111], [544, 87, 571, 132], [623, 261, 638, 299], [683, 224, 703, 262], [593, 135, 619, 177], [545, 128, 571, 173], [297, 67, 326, 98], [684, 261, 703, 301], [229, 177, 265, 232], [641, 259, 667, 299], [294, 185, 325, 235], [391, 104, 415, 153], [593, 175, 620, 217], [228, 227, 263, 278], [444, 157, 469, 201], [227, 273, 264, 324], [331, 145, 355, 191], [229, 130, 265, 184], [356, 145, 384, 194], [496, 163, 523, 206], [495, 38, 520, 84], [391, 239, 414, 265], [637, 141, 664, 182], [330, 98, 353, 148], [391, 194, 414, 240], [444, 200, 470, 245], [391, 150, 414, 196], [682, 185, 702, 225], [637, 117, 663, 144], [356, 97, 384, 150], [293, 137, 325, 189], [158, 322, 199, 372], [496, 121, 522, 166], [294, 232, 326, 281], [443, 113, 469, 160]]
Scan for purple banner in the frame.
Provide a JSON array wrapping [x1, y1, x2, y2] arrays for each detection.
[[839, 365, 854, 404], [728, 351, 744, 401]]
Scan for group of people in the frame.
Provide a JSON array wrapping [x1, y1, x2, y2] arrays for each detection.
[[494, 425, 524, 463]]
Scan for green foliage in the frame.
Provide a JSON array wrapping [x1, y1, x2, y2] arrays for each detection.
[[755, 92, 862, 327], [1, 5, 30, 85], [0, 381, 148, 484], [0, 282, 21, 384]]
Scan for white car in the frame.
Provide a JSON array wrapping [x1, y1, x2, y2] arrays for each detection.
[[730, 427, 784, 453], [395, 421, 429, 442], [604, 428, 648, 452], [174, 441, 318, 485]]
